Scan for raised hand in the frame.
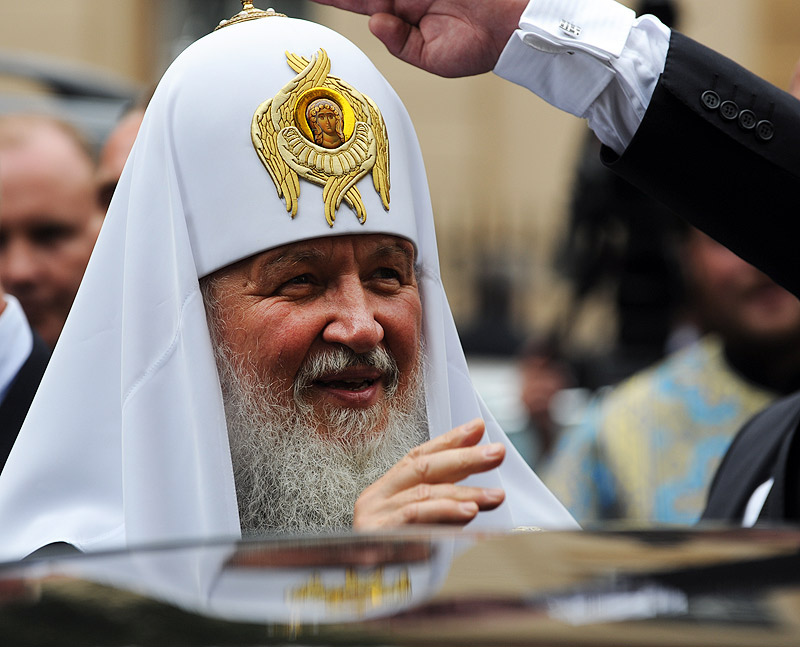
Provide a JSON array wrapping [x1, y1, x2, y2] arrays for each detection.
[[310, 0, 528, 77], [353, 418, 506, 529]]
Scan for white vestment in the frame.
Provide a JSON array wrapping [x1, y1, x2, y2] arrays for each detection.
[[0, 14, 576, 561]]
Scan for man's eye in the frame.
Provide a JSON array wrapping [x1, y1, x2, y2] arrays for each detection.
[[373, 268, 401, 281], [276, 274, 314, 293]]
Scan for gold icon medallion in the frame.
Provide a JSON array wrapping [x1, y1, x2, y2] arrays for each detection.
[[252, 50, 390, 226]]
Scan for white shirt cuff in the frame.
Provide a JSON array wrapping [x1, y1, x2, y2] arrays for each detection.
[[495, 0, 670, 154]]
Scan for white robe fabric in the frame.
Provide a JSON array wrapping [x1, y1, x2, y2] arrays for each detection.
[[0, 15, 576, 561]]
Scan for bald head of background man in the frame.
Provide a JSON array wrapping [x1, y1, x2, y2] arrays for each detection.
[[0, 115, 103, 348]]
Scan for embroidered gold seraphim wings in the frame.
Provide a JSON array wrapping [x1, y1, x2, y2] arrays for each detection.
[[251, 49, 390, 226]]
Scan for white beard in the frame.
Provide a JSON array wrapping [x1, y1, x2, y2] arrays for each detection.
[[213, 340, 429, 535]]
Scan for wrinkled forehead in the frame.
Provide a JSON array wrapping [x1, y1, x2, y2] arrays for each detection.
[[212, 233, 417, 280], [141, 16, 424, 278]]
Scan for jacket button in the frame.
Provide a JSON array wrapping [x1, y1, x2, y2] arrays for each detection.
[[719, 100, 739, 121], [755, 120, 775, 142], [738, 109, 757, 131], [701, 90, 721, 110]]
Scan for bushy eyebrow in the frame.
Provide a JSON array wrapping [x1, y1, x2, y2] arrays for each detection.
[[256, 248, 326, 280], [370, 242, 416, 268]]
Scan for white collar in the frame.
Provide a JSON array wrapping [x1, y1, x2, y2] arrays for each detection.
[[0, 294, 33, 404]]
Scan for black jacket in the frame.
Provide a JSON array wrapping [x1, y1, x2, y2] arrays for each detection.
[[0, 333, 50, 472]]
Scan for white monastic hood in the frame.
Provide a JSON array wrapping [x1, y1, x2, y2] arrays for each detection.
[[0, 13, 576, 561]]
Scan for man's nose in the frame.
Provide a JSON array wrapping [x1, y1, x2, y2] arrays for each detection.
[[0, 239, 39, 289], [322, 281, 384, 354]]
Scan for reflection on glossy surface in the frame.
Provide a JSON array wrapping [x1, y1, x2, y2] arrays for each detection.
[[2, 527, 800, 645]]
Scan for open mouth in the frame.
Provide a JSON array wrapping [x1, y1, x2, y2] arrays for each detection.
[[315, 377, 377, 392], [294, 347, 399, 404], [313, 365, 382, 391]]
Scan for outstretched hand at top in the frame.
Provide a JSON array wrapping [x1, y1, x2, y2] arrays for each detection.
[[310, 0, 528, 77]]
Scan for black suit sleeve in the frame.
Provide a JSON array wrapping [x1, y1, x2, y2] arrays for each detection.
[[0, 334, 50, 471], [602, 31, 800, 297]]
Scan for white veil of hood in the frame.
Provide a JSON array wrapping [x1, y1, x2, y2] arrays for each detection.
[[0, 14, 576, 561]]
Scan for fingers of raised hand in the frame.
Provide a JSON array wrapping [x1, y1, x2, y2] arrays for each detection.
[[354, 483, 505, 529], [374, 431, 504, 498], [402, 442, 505, 487], [352, 418, 507, 529], [413, 418, 487, 456]]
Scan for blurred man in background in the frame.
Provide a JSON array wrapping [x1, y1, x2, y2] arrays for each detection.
[[0, 205, 50, 470], [0, 114, 103, 348], [514, 336, 579, 468], [95, 107, 145, 213], [96, 86, 154, 214], [543, 226, 800, 525]]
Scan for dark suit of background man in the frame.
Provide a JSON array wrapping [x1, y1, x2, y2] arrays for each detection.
[[0, 264, 49, 471]]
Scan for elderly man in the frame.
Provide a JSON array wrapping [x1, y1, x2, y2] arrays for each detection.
[[0, 115, 103, 348], [0, 7, 574, 560]]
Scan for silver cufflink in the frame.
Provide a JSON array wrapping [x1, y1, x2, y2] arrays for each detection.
[[559, 19, 582, 38]]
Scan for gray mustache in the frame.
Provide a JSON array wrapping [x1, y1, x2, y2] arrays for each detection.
[[294, 346, 399, 395]]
